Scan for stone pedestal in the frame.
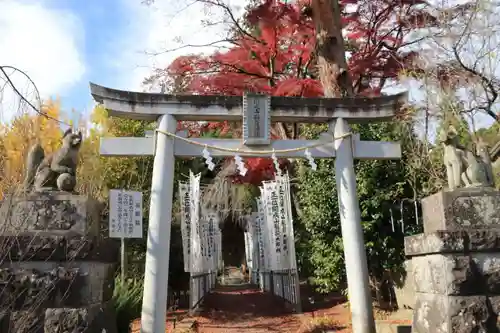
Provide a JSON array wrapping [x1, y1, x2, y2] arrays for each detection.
[[421, 187, 500, 233], [405, 188, 500, 332], [0, 192, 119, 333]]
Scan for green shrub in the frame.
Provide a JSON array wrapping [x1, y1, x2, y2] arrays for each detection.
[[112, 275, 144, 333]]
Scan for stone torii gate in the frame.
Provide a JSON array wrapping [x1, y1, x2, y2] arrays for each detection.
[[90, 83, 407, 333]]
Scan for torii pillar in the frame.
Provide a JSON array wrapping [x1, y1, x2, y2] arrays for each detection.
[[90, 83, 407, 333]]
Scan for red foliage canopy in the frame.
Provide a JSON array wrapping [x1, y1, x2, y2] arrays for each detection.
[[169, 0, 434, 184]]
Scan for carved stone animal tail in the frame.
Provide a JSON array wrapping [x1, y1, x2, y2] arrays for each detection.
[[23, 143, 45, 190]]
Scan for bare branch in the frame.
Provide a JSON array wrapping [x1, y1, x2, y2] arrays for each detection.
[[144, 39, 237, 56], [0, 66, 70, 126]]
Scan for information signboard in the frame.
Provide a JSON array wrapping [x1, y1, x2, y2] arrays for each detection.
[[109, 190, 143, 238]]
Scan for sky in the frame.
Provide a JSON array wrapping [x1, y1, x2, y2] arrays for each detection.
[[0, 0, 496, 130], [0, 0, 246, 123]]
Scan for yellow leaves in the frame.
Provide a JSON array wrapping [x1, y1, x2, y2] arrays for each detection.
[[74, 104, 155, 199], [90, 104, 110, 135], [0, 100, 154, 200], [38, 98, 63, 150], [0, 97, 63, 195]]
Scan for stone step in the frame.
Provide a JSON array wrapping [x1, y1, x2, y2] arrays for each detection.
[[219, 276, 246, 285], [375, 321, 411, 333], [172, 318, 197, 332], [219, 266, 248, 286]]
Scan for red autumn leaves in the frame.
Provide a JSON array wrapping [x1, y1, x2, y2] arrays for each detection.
[[169, 0, 432, 184]]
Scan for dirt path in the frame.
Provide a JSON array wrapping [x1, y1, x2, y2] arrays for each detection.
[[191, 285, 352, 333], [193, 286, 302, 332], [131, 286, 411, 332], [130, 310, 188, 333]]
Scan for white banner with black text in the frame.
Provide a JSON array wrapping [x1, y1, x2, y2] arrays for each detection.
[[281, 173, 297, 269], [189, 171, 202, 273], [179, 182, 191, 272], [259, 173, 296, 271], [256, 196, 267, 270], [251, 212, 261, 270], [206, 210, 219, 271], [262, 181, 283, 270], [244, 215, 254, 269]]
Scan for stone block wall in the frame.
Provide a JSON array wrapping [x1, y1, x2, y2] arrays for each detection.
[[405, 188, 500, 333], [393, 260, 415, 309], [0, 192, 119, 333]]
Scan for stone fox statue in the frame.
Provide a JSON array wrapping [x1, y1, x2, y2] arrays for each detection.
[[476, 139, 496, 187], [24, 129, 82, 192], [439, 125, 491, 190]]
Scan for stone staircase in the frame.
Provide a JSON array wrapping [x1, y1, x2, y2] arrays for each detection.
[[219, 266, 247, 285]]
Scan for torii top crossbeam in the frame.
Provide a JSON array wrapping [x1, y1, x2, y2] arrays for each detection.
[[90, 83, 407, 160], [90, 83, 407, 123]]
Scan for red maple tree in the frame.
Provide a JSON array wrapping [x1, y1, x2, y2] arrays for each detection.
[[165, 0, 434, 184]]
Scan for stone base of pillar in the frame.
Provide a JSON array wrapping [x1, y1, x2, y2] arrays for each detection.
[[405, 188, 500, 333], [7, 302, 118, 333], [412, 293, 500, 332], [0, 192, 119, 332]]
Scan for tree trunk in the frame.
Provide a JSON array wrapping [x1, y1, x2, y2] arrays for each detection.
[[311, 0, 353, 98]]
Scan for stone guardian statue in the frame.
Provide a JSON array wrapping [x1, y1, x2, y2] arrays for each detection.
[[439, 125, 493, 190], [23, 128, 83, 192], [476, 138, 496, 187]]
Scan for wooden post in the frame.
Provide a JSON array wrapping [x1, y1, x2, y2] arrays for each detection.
[[120, 237, 127, 281]]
